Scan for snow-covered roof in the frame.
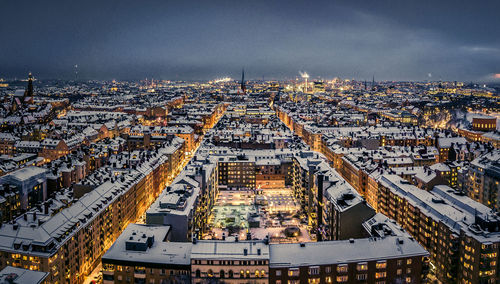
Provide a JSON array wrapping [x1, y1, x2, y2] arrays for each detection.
[[269, 236, 427, 267]]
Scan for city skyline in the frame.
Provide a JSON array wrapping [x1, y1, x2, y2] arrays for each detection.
[[1, 0, 500, 82], [0, 1, 499, 284]]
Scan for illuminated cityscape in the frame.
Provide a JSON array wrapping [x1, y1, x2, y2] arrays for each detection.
[[1, 1, 500, 284]]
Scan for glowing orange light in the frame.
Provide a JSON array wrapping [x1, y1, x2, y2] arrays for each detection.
[[494, 74, 500, 79]]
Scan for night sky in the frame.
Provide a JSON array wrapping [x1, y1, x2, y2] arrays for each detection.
[[1, 0, 499, 82]]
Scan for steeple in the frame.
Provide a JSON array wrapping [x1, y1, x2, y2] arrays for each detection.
[[240, 68, 246, 95], [24, 72, 34, 104]]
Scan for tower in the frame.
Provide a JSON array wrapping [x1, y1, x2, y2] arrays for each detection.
[[240, 68, 246, 95], [23, 72, 34, 104]]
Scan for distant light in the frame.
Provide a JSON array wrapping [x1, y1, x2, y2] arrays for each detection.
[[209, 77, 232, 84], [494, 74, 500, 79]]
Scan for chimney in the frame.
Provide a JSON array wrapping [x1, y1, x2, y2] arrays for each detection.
[[235, 236, 239, 242]]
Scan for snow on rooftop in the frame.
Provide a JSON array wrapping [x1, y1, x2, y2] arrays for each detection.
[[0, 266, 49, 284], [102, 224, 192, 266], [269, 236, 427, 267]]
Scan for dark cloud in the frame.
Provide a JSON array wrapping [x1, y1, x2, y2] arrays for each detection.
[[0, 0, 499, 81]]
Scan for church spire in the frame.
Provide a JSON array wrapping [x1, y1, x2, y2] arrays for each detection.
[[24, 72, 34, 104], [240, 68, 246, 95]]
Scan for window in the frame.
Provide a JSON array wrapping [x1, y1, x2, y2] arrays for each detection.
[[309, 266, 319, 275], [325, 266, 331, 273], [276, 270, 281, 276], [406, 277, 412, 283], [336, 275, 348, 282], [337, 264, 348, 273], [376, 261, 387, 269], [308, 278, 320, 284], [356, 274, 367, 281], [195, 269, 201, 278], [375, 272, 386, 279], [288, 268, 299, 277], [407, 258, 412, 265], [357, 262, 368, 271], [397, 269, 402, 275]]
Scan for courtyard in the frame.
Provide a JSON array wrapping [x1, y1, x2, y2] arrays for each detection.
[[205, 188, 312, 243]]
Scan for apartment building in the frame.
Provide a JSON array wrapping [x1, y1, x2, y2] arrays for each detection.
[[467, 151, 500, 211], [102, 224, 191, 284], [191, 238, 270, 284], [269, 237, 428, 284], [0, 147, 172, 284], [378, 175, 500, 283]]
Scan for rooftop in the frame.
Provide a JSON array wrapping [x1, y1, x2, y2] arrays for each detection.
[[269, 236, 427, 267], [102, 224, 192, 267], [0, 266, 49, 284]]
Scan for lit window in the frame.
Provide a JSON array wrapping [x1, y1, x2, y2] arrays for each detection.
[[288, 268, 299, 277], [337, 264, 348, 273], [336, 275, 348, 282], [376, 261, 387, 269], [357, 262, 368, 271]]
